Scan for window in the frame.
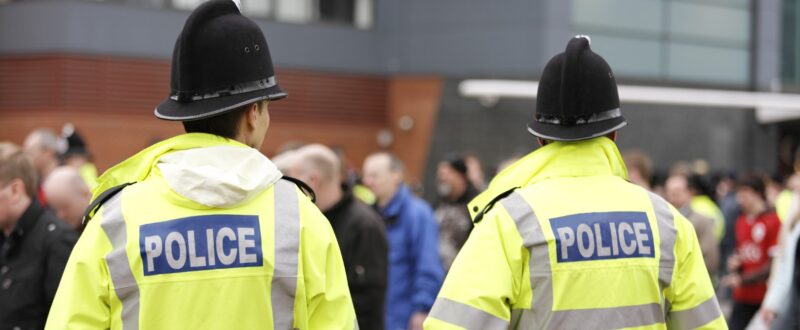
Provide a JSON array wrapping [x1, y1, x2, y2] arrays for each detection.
[[572, 0, 752, 87]]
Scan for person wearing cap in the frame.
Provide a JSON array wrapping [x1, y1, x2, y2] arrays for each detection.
[[424, 36, 724, 329], [45, 1, 356, 329], [60, 123, 99, 191], [434, 154, 478, 272]]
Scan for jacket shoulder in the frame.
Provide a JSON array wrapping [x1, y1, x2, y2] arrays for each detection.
[[473, 187, 519, 223], [82, 182, 134, 225], [347, 199, 387, 231], [40, 209, 79, 246], [279, 176, 316, 202]]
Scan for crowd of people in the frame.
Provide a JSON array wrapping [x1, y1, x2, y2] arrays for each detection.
[[1, 1, 799, 329], [2, 121, 800, 329]]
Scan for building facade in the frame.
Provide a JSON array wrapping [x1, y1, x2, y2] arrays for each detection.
[[0, 0, 794, 194]]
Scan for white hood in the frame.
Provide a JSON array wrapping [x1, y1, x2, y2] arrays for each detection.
[[157, 146, 282, 208]]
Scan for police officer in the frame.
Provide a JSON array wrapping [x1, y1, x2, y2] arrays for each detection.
[[46, 1, 356, 329], [424, 36, 725, 329]]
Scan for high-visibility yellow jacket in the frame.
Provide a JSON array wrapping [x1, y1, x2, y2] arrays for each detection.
[[689, 195, 725, 242], [424, 137, 725, 330], [775, 189, 793, 223], [46, 133, 356, 330]]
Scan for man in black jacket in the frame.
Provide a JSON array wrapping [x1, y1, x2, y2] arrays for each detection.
[[289, 144, 388, 330], [0, 142, 78, 329]]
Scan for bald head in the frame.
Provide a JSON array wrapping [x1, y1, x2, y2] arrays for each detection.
[[294, 144, 341, 185], [43, 166, 90, 229], [363, 152, 404, 207], [288, 144, 344, 211], [272, 150, 300, 175]]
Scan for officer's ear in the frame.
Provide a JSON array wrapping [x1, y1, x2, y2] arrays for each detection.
[[243, 102, 261, 130], [537, 137, 550, 146], [606, 131, 618, 141]]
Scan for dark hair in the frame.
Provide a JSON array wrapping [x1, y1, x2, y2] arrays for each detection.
[[688, 174, 713, 197], [182, 102, 261, 139], [736, 174, 766, 200]]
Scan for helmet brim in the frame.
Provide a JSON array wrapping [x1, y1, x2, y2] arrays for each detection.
[[154, 84, 286, 122], [527, 116, 627, 142]]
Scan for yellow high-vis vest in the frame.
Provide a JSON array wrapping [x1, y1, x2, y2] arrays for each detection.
[[425, 137, 725, 330], [45, 133, 356, 330]]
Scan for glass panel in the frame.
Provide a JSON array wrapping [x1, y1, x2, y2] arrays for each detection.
[[275, 0, 314, 23], [242, 0, 271, 18], [669, 2, 750, 45], [572, 0, 663, 34], [172, 0, 204, 11], [587, 34, 663, 79], [667, 43, 750, 84], [354, 0, 373, 29], [673, 0, 750, 8]]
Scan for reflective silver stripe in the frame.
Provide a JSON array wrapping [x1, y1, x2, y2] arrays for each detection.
[[550, 303, 664, 329], [667, 296, 722, 329], [272, 180, 300, 330], [500, 192, 553, 328], [648, 193, 677, 289], [99, 192, 140, 330], [428, 298, 509, 330]]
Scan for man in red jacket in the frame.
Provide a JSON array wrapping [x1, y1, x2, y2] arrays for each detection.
[[723, 174, 781, 330]]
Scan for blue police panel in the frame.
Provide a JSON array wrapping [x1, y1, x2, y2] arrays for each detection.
[[550, 212, 655, 263], [139, 215, 263, 276]]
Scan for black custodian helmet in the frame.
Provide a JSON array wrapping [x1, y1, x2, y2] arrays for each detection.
[[155, 0, 286, 121], [527, 36, 626, 142]]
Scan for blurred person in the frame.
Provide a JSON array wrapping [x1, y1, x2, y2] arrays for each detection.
[[332, 146, 376, 206], [772, 173, 798, 224], [464, 152, 486, 191], [0, 142, 78, 329], [42, 166, 91, 230], [758, 172, 800, 328], [665, 173, 720, 281], [689, 174, 726, 243], [23, 128, 63, 205], [363, 152, 444, 330], [764, 175, 784, 212], [718, 174, 741, 264], [717, 173, 742, 311], [623, 149, 653, 190], [290, 144, 388, 330], [434, 154, 478, 271], [45, 2, 355, 329], [723, 175, 781, 330], [271, 148, 299, 174], [425, 36, 723, 329], [60, 123, 99, 191]]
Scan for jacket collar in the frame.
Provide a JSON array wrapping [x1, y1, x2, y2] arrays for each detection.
[[2, 198, 44, 258], [382, 184, 411, 219], [92, 133, 250, 199], [91, 133, 276, 205], [468, 137, 627, 218]]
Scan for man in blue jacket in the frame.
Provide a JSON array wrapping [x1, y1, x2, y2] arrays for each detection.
[[363, 152, 444, 330]]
